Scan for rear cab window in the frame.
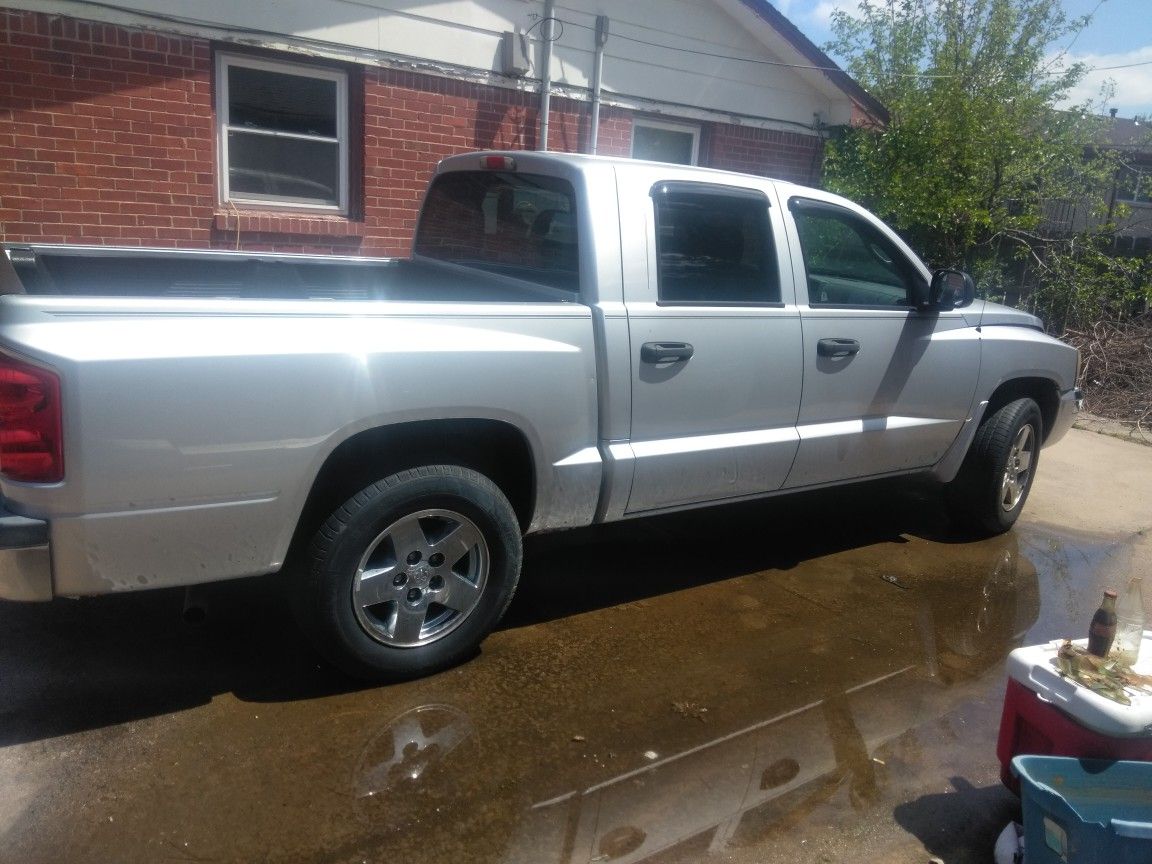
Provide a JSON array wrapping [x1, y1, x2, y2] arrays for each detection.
[[414, 171, 579, 293]]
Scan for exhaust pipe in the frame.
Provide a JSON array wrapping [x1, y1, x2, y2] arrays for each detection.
[[182, 586, 209, 625]]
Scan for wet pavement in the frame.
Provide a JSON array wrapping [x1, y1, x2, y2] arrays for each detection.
[[2, 429, 1149, 864]]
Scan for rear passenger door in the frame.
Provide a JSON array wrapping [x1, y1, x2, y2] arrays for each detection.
[[619, 174, 803, 514], [783, 197, 979, 487]]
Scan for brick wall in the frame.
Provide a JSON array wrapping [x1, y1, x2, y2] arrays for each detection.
[[2, 8, 823, 256], [357, 71, 633, 254], [704, 124, 824, 186], [1, 9, 216, 247]]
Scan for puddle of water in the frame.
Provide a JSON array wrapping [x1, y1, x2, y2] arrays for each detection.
[[1016, 523, 1140, 646], [0, 495, 1138, 864]]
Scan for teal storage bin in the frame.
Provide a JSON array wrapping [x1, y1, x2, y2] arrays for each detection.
[[1011, 756, 1152, 864]]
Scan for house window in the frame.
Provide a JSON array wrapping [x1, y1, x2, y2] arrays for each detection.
[[216, 53, 349, 212], [1117, 165, 1151, 204], [632, 119, 699, 165]]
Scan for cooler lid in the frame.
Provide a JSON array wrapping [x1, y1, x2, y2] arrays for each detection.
[[1005, 632, 1152, 738]]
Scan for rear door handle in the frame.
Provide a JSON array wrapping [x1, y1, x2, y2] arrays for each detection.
[[817, 338, 860, 358], [641, 342, 695, 363]]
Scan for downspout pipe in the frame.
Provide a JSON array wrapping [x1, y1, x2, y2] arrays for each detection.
[[588, 15, 609, 154], [538, 0, 555, 151]]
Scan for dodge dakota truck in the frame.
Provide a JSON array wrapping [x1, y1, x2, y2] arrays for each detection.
[[0, 151, 1080, 679]]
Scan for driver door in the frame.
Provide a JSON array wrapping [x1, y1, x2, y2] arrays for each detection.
[[783, 197, 980, 488]]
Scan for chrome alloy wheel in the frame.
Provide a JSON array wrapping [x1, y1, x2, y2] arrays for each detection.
[[352, 509, 489, 648], [999, 424, 1035, 512]]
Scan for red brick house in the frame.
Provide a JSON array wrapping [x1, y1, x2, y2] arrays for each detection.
[[1, 0, 886, 256]]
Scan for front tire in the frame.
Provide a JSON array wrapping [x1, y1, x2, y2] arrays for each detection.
[[946, 398, 1043, 536], [294, 465, 522, 681]]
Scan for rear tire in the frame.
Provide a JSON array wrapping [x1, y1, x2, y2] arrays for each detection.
[[946, 398, 1042, 536], [293, 465, 522, 681]]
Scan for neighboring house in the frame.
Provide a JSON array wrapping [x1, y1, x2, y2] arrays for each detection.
[[1104, 113, 1152, 255], [1042, 112, 1152, 254], [0, 0, 885, 255]]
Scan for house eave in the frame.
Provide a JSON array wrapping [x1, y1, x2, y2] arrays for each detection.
[[731, 0, 889, 126]]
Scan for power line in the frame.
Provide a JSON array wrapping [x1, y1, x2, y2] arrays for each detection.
[[556, 15, 1152, 79], [554, 18, 958, 77], [44, 0, 1152, 80], [1056, 0, 1106, 59], [1090, 58, 1152, 71]]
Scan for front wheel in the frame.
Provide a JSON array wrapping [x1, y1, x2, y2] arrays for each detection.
[[946, 398, 1043, 536], [293, 465, 522, 681]]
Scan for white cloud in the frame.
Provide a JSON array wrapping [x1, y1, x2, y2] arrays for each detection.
[[1055, 46, 1152, 117], [810, 0, 865, 27]]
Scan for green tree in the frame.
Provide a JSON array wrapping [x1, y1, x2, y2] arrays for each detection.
[[823, 0, 1115, 270]]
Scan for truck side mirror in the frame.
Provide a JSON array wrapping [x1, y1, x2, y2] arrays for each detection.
[[927, 269, 975, 310]]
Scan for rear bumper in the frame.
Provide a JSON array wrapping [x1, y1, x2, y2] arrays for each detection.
[[1045, 386, 1084, 448], [0, 506, 52, 601]]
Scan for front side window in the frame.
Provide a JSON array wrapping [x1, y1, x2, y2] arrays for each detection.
[[216, 54, 348, 211], [652, 183, 779, 304], [414, 171, 579, 292], [790, 199, 920, 306]]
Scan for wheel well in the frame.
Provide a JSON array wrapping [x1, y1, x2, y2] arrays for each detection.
[[290, 419, 536, 558], [984, 378, 1060, 442]]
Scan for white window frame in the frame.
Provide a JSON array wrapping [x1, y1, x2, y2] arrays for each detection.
[[631, 118, 701, 166], [216, 53, 349, 213]]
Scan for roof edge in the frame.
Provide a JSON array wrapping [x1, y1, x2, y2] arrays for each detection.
[[737, 0, 889, 125]]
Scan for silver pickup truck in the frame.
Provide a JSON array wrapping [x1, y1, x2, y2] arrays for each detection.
[[0, 151, 1080, 679]]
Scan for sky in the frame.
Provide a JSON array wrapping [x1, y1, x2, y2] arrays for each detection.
[[771, 0, 1152, 118]]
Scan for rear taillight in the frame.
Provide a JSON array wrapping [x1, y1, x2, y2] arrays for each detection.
[[0, 355, 63, 483]]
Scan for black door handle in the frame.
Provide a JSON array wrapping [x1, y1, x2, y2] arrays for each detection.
[[641, 341, 695, 363], [817, 338, 861, 358]]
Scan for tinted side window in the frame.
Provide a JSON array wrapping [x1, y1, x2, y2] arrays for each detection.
[[791, 200, 918, 306], [415, 171, 579, 293], [652, 183, 779, 304]]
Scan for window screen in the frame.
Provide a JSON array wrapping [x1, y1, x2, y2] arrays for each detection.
[[652, 183, 779, 304]]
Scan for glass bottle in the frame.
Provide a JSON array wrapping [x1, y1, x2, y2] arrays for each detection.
[[1112, 574, 1146, 666], [1087, 590, 1118, 658]]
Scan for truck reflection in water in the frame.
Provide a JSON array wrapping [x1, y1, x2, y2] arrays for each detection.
[[349, 532, 1038, 863], [353, 704, 475, 799]]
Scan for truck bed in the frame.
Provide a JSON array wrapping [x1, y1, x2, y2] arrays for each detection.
[[6, 245, 576, 305]]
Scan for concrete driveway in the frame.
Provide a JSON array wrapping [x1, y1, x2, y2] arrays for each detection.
[[1, 428, 1148, 864]]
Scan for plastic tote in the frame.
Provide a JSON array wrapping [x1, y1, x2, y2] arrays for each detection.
[[1011, 755, 1152, 864]]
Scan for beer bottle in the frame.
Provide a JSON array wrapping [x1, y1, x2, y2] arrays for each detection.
[[1087, 590, 1118, 658]]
